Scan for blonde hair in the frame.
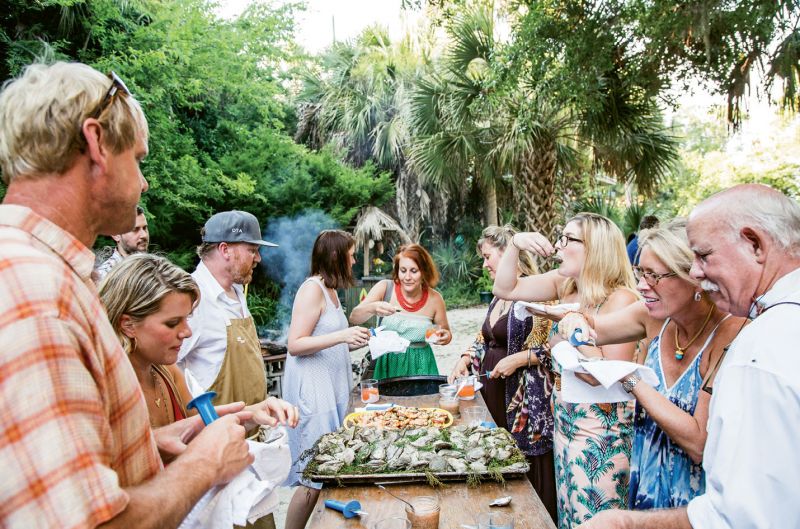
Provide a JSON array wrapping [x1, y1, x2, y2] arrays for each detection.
[[476, 224, 538, 276], [99, 254, 199, 355], [561, 212, 637, 307], [638, 218, 696, 286], [0, 62, 148, 184]]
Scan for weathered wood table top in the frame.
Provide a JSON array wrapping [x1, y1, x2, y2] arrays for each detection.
[[308, 391, 556, 529]]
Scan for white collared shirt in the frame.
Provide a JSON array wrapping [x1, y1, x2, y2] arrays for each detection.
[[687, 266, 800, 529], [177, 261, 251, 390]]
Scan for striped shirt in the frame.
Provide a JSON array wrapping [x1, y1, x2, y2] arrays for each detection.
[[0, 205, 161, 529]]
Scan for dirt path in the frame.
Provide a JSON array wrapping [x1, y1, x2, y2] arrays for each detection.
[[273, 305, 489, 527]]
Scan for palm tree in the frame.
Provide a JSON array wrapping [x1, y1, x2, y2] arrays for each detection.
[[407, 7, 502, 227], [409, 6, 579, 235], [294, 26, 439, 239]]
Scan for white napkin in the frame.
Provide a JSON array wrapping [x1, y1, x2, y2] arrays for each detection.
[[368, 329, 410, 359], [184, 367, 206, 398], [179, 427, 292, 529], [551, 341, 658, 403]]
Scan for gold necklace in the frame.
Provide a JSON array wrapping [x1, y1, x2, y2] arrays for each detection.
[[149, 366, 171, 425], [674, 304, 715, 360]]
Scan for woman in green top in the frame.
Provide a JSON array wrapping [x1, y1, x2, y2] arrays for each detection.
[[350, 243, 452, 379]]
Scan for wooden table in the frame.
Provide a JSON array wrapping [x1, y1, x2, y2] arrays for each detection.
[[309, 392, 556, 529]]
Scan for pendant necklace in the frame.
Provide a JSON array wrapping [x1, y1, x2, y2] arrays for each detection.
[[674, 304, 715, 360], [149, 366, 171, 426]]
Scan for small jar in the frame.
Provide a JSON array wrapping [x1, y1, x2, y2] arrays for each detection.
[[438, 394, 460, 418], [405, 496, 440, 529]]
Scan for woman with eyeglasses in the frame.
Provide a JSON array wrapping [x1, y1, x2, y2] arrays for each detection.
[[493, 212, 639, 529], [558, 219, 745, 512]]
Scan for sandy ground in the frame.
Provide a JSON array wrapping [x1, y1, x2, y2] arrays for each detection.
[[272, 305, 489, 528]]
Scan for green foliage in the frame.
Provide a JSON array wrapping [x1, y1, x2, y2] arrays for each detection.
[[247, 286, 280, 330], [433, 239, 481, 286], [475, 268, 493, 293], [2, 0, 393, 270], [569, 193, 623, 229], [438, 281, 479, 309]]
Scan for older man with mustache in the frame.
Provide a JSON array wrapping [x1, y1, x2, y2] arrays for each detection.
[[578, 183, 800, 529]]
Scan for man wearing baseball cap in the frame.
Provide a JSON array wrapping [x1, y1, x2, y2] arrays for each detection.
[[178, 210, 278, 412]]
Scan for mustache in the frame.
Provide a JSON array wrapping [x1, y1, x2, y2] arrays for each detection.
[[700, 280, 720, 292]]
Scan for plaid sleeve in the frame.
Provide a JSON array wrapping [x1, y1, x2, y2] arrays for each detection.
[[0, 316, 129, 529]]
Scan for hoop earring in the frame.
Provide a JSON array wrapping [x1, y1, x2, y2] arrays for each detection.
[[694, 291, 702, 302]]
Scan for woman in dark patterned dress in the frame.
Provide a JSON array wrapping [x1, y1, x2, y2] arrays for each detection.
[[450, 225, 557, 522]]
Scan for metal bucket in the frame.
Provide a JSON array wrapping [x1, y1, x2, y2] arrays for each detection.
[[377, 375, 448, 397]]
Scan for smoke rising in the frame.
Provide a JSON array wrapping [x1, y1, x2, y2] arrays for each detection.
[[260, 210, 338, 339]]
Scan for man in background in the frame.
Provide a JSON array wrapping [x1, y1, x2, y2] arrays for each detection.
[[95, 204, 150, 281], [627, 214, 659, 264]]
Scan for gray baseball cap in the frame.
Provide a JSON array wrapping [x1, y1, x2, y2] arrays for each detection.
[[202, 210, 278, 247]]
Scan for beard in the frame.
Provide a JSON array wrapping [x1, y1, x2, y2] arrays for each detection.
[[230, 259, 255, 285], [120, 238, 148, 254]]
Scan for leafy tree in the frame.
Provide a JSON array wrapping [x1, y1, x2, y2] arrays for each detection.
[[294, 26, 452, 239], [2, 0, 393, 269]]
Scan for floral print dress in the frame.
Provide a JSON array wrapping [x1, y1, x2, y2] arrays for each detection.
[[551, 318, 634, 528], [628, 317, 727, 509]]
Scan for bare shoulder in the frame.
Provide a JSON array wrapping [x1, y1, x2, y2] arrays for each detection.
[[429, 288, 445, 304], [294, 279, 325, 306], [603, 288, 640, 312]]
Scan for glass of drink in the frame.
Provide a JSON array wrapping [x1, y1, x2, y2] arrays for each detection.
[[360, 379, 379, 404], [425, 324, 442, 343], [455, 375, 476, 400], [477, 512, 514, 529], [462, 406, 486, 427], [438, 383, 457, 397], [438, 393, 460, 418], [406, 496, 440, 529]]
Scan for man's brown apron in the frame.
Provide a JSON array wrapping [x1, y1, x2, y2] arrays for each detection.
[[206, 315, 275, 529], [207, 316, 267, 407]]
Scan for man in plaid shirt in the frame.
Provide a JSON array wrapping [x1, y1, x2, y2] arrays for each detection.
[[0, 62, 254, 528]]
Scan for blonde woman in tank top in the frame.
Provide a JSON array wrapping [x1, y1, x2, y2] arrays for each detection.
[[494, 213, 639, 528]]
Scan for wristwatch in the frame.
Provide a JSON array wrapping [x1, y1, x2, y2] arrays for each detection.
[[621, 373, 641, 393]]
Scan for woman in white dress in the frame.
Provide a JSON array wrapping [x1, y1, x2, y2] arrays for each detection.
[[283, 230, 370, 529]]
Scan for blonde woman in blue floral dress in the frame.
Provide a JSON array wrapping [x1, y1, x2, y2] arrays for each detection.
[[494, 213, 639, 529]]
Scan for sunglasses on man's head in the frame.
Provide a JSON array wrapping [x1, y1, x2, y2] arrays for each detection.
[[87, 71, 131, 120]]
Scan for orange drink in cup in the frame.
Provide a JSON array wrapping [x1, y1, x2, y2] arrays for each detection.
[[455, 375, 476, 400], [360, 379, 379, 404], [425, 325, 441, 343]]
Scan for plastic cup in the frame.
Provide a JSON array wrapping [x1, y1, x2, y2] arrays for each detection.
[[360, 379, 380, 404], [373, 517, 412, 529], [405, 496, 440, 529], [477, 512, 514, 529], [455, 375, 476, 400], [462, 406, 486, 427]]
